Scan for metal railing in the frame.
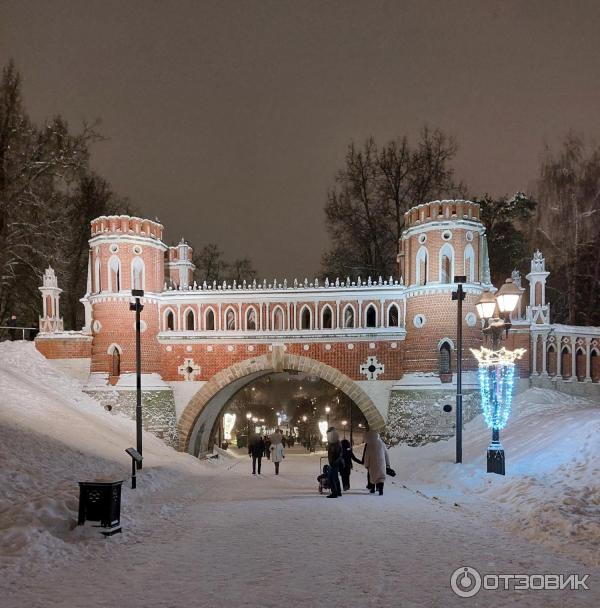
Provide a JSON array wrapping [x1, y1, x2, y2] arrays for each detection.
[[0, 325, 38, 341]]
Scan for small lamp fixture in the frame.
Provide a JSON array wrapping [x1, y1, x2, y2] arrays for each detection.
[[475, 291, 497, 320], [325, 406, 331, 413], [246, 412, 252, 420], [495, 278, 521, 315]]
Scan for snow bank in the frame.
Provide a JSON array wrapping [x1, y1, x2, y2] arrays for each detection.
[[0, 342, 212, 572], [389, 387, 600, 566]]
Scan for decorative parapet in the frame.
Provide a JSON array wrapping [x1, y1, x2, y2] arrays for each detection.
[[162, 275, 403, 293]]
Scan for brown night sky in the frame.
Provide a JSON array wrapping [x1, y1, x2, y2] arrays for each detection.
[[2, 1, 600, 279]]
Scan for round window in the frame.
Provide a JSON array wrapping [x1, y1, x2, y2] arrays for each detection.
[[133, 245, 142, 255], [418, 233, 427, 244], [413, 314, 426, 328], [442, 230, 452, 241], [109, 243, 119, 253], [465, 231, 473, 242], [465, 312, 477, 327]]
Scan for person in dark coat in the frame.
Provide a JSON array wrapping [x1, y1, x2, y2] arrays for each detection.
[[248, 433, 265, 475], [326, 427, 343, 498], [7, 315, 17, 341], [263, 435, 271, 459], [340, 438, 355, 491]]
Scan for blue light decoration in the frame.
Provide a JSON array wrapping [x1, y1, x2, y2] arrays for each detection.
[[477, 363, 515, 431], [471, 347, 526, 475]]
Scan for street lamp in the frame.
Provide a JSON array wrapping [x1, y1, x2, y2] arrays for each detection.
[[474, 279, 525, 475], [325, 405, 331, 426], [452, 275, 466, 465], [246, 412, 252, 437], [341, 420, 347, 438], [129, 289, 144, 469]]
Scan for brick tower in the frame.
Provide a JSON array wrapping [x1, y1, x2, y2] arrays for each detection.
[[399, 200, 489, 379], [87, 216, 166, 383]]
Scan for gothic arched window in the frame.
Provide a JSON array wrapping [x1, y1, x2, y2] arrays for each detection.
[[416, 246, 428, 286], [439, 341, 452, 382], [165, 309, 175, 331], [343, 305, 355, 328], [132, 257, 144, 291], [273, 307, 284, 331], [322, 305, 333, 329], [205, 308, 215, 331], [108, 256, 121, 292], [464, 244, 475, 283], [439, 244, 454, 284], [365, 305, 377, 328], [185, 308, 195, 331], [226, 308, 236, 331], [110, 347, 121, 377], [388, 304, 400, 327], [300, 306, 311, 330], [246, 307, 257, 330]]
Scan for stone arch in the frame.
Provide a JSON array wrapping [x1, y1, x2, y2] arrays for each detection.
[[178, 352, 386, 455]]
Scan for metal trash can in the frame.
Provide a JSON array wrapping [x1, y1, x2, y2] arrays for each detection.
[[77, 480, 123, 536]]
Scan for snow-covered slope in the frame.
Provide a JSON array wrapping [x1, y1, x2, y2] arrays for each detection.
[[388, 387, 600, 566], [0, 342, 210, 570]]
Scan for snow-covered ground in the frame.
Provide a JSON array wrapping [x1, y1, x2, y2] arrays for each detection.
[[1, 342, 599, 607]]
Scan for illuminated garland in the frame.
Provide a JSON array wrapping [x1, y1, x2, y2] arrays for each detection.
[[471, 347, 526, 432]]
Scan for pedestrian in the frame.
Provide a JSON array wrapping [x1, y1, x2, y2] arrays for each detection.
[[7, 315, 17, 341], [270, 429, 285, 475], [248, 433, 265, 475], [362, 430, 390, 495], [264, 435, 271, 459], [326, 427, 343, 498], [282, 435, 287, 448], [340, 437, 355, 491]]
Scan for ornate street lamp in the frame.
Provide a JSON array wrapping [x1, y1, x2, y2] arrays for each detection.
[[473, 279, 525, 475]]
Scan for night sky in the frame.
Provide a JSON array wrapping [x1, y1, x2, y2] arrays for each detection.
[[2, 1, 600, 278]]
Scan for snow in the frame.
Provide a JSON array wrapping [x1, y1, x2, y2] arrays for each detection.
[[1, 342, 599, 606]]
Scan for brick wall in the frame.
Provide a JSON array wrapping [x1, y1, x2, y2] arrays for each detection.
[[35, 336, 92, 359], [159, 340, 403, 382]]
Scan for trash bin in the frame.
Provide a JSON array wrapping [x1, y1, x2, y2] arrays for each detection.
[[78, 480, 123, 536]]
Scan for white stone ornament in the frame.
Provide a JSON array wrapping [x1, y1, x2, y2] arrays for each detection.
[[360, 356, 385, 380], [178, 358, 200, 381], [465, 312, 477, 327]]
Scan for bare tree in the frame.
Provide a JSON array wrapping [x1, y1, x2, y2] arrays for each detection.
[[322, 128, 463, 279], [533, 133, 600, 324]]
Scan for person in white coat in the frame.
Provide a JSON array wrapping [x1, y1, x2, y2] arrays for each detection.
[[362, 430, 390, 495], [270, 429, 285, 475]]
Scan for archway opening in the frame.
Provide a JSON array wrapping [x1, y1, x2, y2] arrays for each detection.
[[209, 372, 368, 454], [179, 353, 385, 456]]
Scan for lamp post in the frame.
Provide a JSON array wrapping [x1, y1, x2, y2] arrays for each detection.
[[474, 278, 524, 475], [325, 405, 331, 427], [452, 275, 466, 464], [129, 289, 144, 469], [341, 420, 347, 438], [246, 411, 252, 439]]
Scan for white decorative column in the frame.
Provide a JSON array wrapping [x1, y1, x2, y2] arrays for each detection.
[[571, 341, 576, 381], [38, 267, 64, 333], [541, 334, 548, 376], [585, 339, 592, 382], [531, 334, 537, 375], [556, 336, 562, 378]]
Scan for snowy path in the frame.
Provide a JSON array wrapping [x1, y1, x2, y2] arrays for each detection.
[[3, 452, 598, 608]]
